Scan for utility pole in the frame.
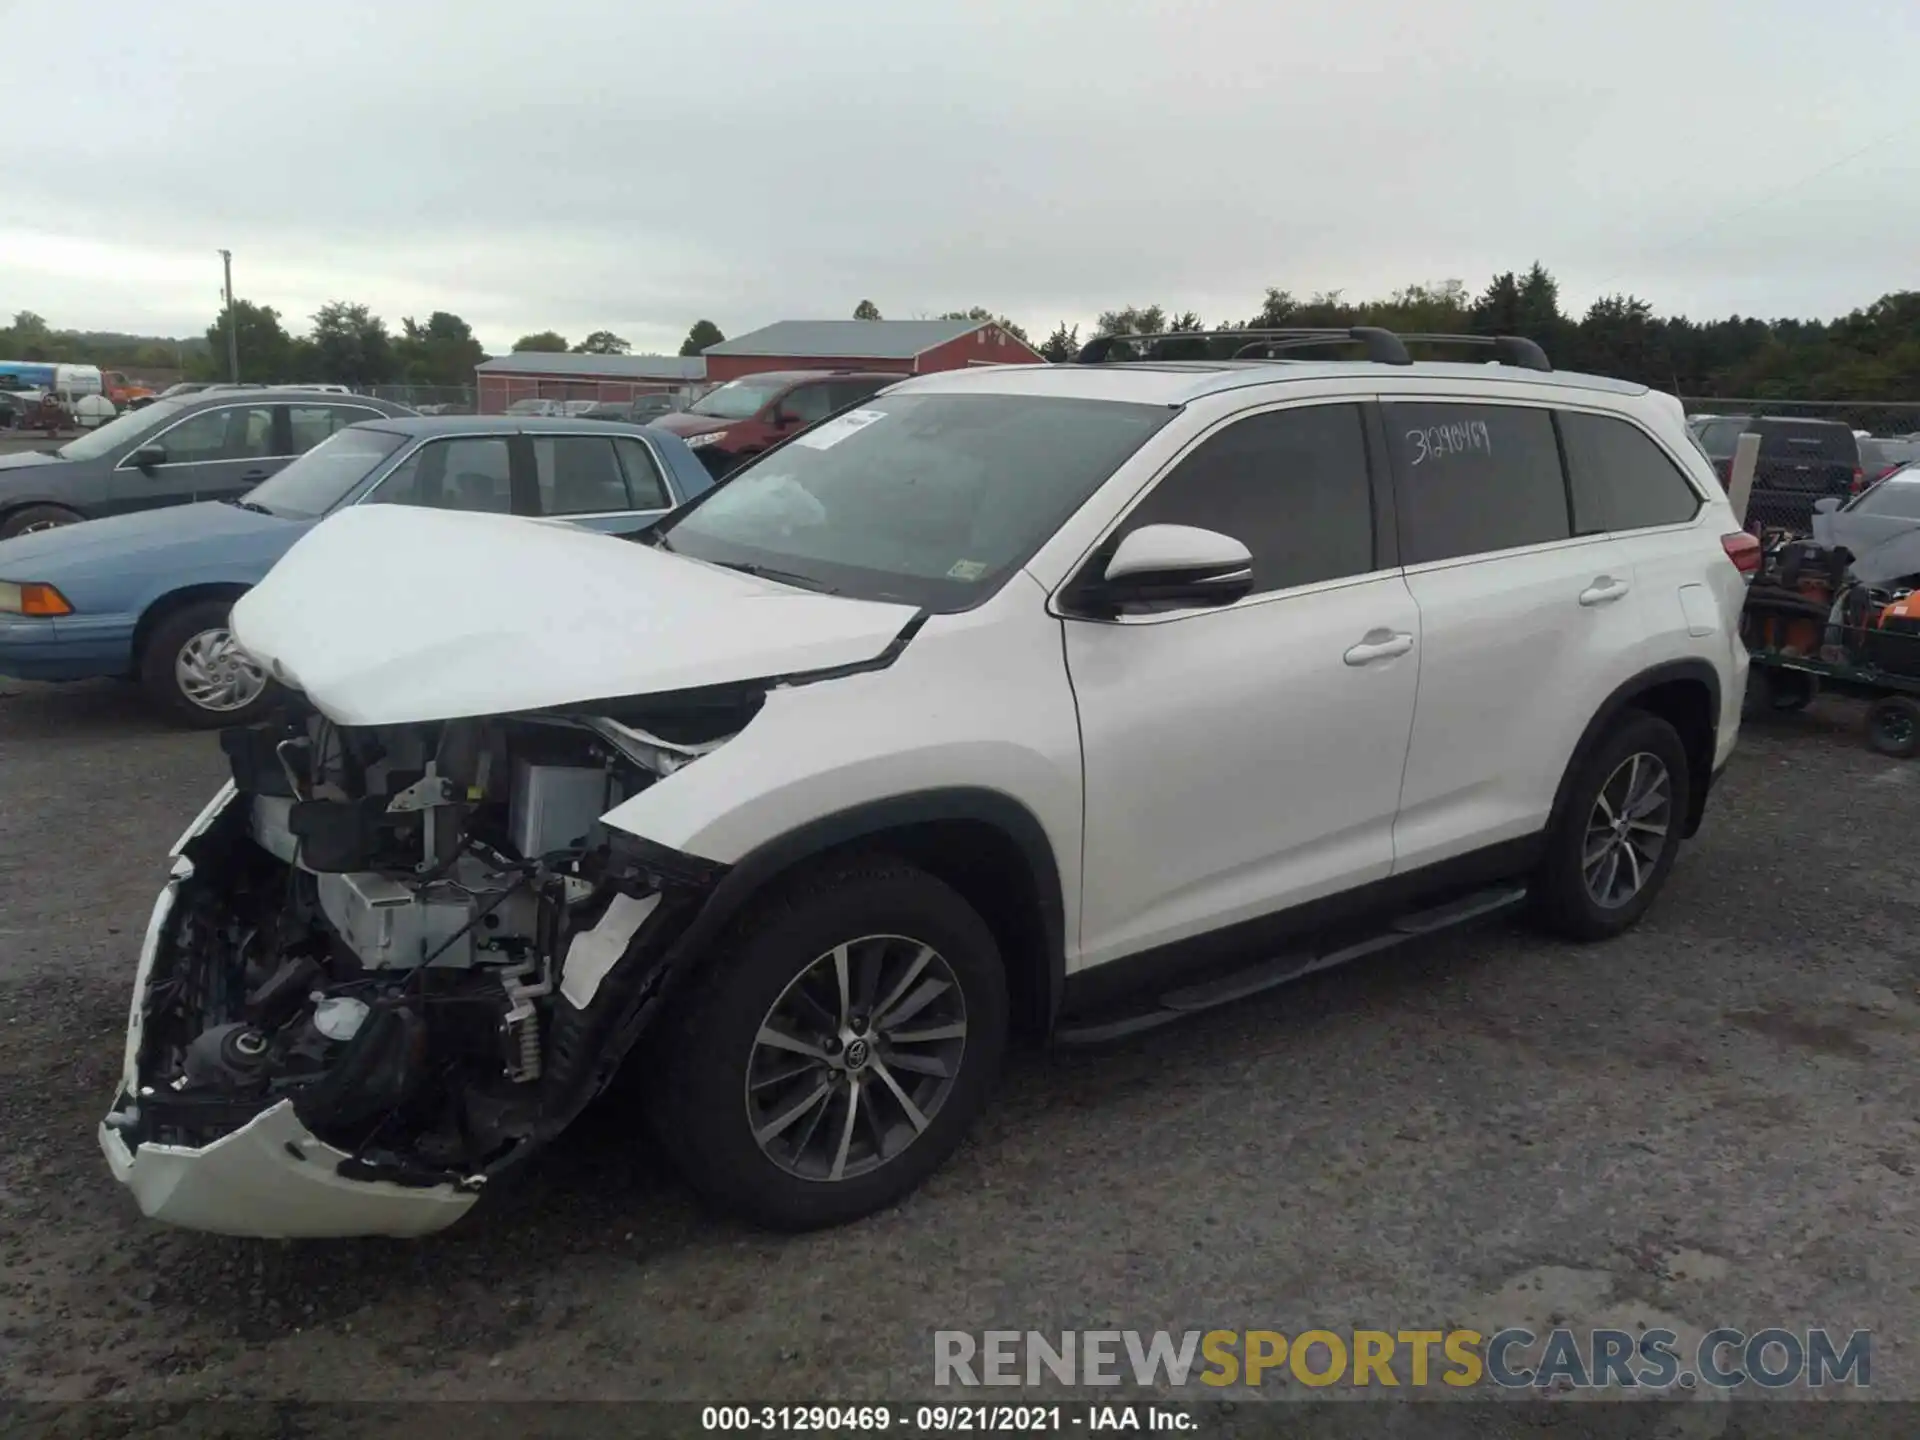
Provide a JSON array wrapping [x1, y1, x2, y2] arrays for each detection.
[[219, 248, 239, 383]]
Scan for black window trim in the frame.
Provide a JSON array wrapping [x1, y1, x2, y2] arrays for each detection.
[[1052, 395, 1398, 625]]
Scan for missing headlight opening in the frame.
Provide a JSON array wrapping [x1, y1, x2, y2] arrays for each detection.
[[103, 696, 747, 1209]]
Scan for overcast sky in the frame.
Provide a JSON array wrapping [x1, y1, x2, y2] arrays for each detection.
[[2, 0, 1916, 355]]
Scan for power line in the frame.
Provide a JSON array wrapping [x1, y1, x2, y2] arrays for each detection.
[[1597, 116, 1919, 289]]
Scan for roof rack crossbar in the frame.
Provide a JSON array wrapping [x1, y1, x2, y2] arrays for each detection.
[[1395, 333, 1553, 372], [1075, 327, 1412, 366], [1074, 327, 1553, 372]]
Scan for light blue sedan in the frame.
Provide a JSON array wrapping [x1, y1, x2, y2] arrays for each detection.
[[0, 416, 713, 725]]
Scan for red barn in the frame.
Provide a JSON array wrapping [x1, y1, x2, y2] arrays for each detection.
[[702, 319, 1045, 382], [474, 352, 707, 415]]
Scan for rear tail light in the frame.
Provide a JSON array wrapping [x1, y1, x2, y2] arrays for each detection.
[[1850, 466, 1867, 494], [1721, 531, 1762, 580]]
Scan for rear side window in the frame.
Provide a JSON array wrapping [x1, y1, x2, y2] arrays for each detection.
[[828, 378, 893, 409], [1116, 403, 1375, 595], [1387, 403, 1570, 564], [1559, 412, 1701, 532]]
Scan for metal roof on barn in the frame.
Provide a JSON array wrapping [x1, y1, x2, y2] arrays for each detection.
[[476, 352, 707, 380], [702, 319, 986, 360]]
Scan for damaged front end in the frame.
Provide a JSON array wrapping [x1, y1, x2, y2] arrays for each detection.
[[100, 692, 746, 1238]]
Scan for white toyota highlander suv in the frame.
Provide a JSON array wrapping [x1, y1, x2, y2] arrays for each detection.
[[100, 328, 1755, 1237]]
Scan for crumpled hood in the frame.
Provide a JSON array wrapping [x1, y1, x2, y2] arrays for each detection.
[[231, 506, 921, 726]]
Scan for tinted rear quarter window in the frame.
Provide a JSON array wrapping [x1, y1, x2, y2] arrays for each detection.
[[1387, 403, 1570, 564], [1559, 411, 1702, 532], [1116, 403, 1375, 595]]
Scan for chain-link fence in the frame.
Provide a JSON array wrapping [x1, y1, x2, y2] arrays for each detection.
[[1681, 398, 1920, 536], [362, 383, 478, 413], [473, 376, 709, 417]]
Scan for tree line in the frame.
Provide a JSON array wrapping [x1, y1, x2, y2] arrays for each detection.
[[1035, 266, 1920, 400], [5, 264, 1916, 399]]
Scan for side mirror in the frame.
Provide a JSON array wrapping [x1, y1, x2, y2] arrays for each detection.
[[768, 409, 798, 429], [1813, 496, 1843, 515], [128, 445, 165, 472], [1076, 524, 1254, 614]]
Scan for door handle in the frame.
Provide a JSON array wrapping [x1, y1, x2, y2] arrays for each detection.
[[1579, 576, 1631, 607], [1343, 629, 1414, 666], [238, 469, 269, 481]]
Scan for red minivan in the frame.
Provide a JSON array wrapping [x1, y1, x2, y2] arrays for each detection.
[[649, 370, 901, 476]]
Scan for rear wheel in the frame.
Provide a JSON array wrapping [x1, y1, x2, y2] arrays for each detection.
[[1866, 696, 1920, 759], [138, 599, 275, 728], [0, 504, 84, 539], [649, 859, 1008, 1230], [1533, 710, 1691, 942]]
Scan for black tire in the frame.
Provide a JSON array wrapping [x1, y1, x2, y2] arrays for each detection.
[[0, 504, 84, 540], [1866, 696, 1920, 759], [138, 598, 277, 729], [1532, 710, 1691, 942], [1741, 667, 1776, 721], [648, 858, 1009, 1231]]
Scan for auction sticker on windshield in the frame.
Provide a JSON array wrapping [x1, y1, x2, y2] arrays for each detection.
[[794, 409, 886, 450]]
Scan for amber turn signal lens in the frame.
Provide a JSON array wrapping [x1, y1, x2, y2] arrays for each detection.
[[17, 582, 74, 617]]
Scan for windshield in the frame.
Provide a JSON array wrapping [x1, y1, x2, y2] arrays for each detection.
[[54, 400, 183, 460], [655, 393, 1174, 610], [688, 379, 786, 420], [243, 426, 408, 518]]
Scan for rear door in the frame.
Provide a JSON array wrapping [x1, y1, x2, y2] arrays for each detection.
[[1385, 398, 1643, 873]]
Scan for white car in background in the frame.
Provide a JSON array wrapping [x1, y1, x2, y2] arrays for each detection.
[[100, 326, 1751, 1238]]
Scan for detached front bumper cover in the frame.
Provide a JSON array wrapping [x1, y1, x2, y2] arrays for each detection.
[[99, 1100, 476, 1239]]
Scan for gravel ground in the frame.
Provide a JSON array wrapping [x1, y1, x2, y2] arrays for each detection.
[[2, 676, 1917, 1411]]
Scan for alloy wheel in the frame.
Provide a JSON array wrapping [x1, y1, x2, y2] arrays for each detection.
[[15, 518, 69, 535], [745, 933, 968, 1183], [174, 627, 267, 713], [1582, 751, 1672, 909]]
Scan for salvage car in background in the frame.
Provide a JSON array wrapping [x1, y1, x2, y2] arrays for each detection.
[[96, 327, 1749, 1239], [0, 417, 710, 724], [0, 390, 414, 539], [650, 370, 901, 475]]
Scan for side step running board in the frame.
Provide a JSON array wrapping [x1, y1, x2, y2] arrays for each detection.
[[1054, 885, 1527, 1046]]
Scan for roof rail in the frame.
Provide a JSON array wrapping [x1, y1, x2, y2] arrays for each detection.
[[1075, 327, 1412, 366], [1074, 326, 1553, 372]]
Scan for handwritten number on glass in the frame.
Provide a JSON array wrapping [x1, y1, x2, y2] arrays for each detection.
[[1406, 419, 1492, 466]]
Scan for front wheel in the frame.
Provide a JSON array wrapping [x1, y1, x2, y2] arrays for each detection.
[[0, 504, 84, 539], [649, 859, 1009, 1230], [138, 599, 276, 728], [1532, 710, 1691, 942]]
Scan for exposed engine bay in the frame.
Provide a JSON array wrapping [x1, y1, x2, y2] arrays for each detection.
[[102, 696, 749, 1219]]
